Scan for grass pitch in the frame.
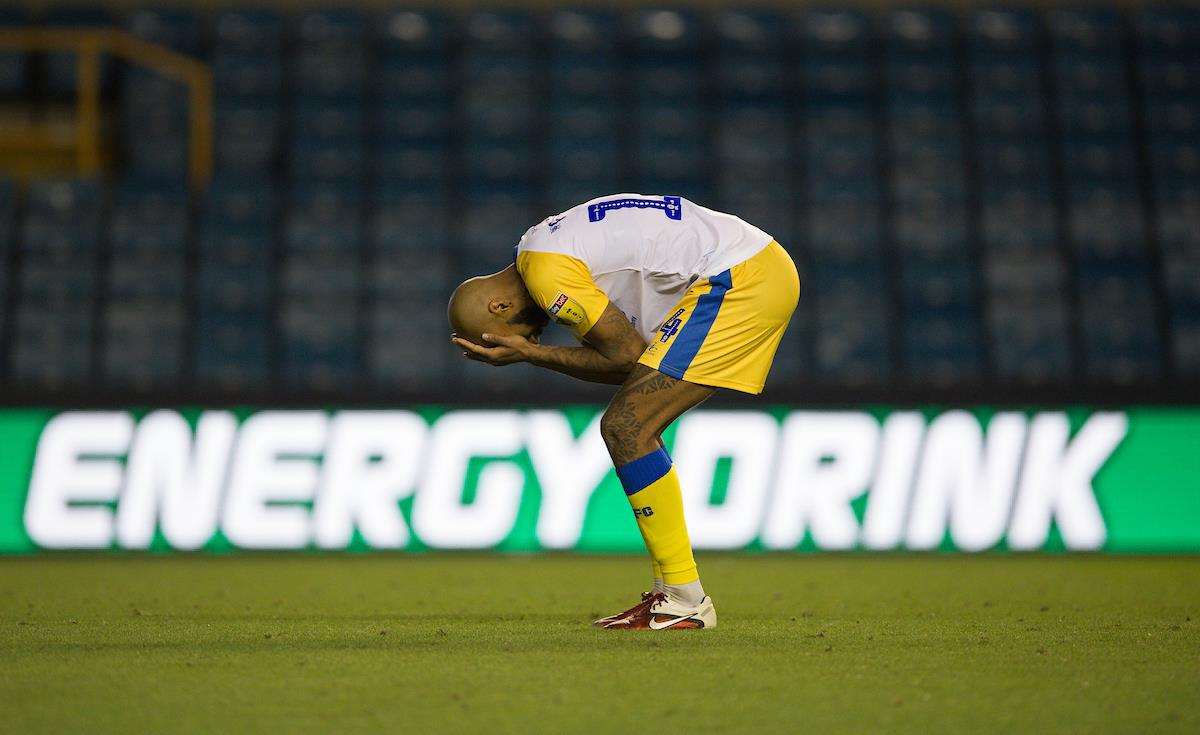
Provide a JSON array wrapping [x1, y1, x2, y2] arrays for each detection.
[[1, 554, 1197, 734]]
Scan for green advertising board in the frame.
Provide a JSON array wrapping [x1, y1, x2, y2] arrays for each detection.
[[0, 407, 1197, 554]]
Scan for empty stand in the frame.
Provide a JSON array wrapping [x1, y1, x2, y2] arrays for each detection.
[[0, 4, 1195, 399]]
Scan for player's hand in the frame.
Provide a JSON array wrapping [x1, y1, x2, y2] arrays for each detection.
[[451, 333, 537, 367]]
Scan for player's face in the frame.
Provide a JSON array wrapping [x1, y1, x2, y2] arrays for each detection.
[[508, 303, 549, 342]]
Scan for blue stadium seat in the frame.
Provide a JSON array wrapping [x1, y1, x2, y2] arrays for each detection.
[[989, 302, 1073, 383], [814, 310, 893, 385], [458, 195, 536, 259], [372, 250, 453, 301], [214, 103, 281, 172], [1134, 6, 1200, 55], [280, 304, 361, 391], [292, 101, 364, 142], [102, 304, 185, 388], [372, 183, 450, 231], [463, 140, 537, 185], [289, 139, 366, 183], [1066, 186, 1146, 263], [213, 54, 284, 99], [376, 101, 451, 143], [12, 311, 94, 388], [1139, 57, 1200, 99], [801, 60, 874, 107], [109, 181, 188, 252], [715, 9, 785, 53], [986, 251, 1068, 304], [21, 179, 105, 254], [195, 314, 270, 390], [1153, 184, 1200, 255], [806, 202, 883, 261], [369, 307, 454, 388], [0, 178, 14, 252], [796, 9, 873, 57], [214, 10, 284, 55], [1047, 8, 1125, 54], [376, 9, 454, 56], [291, 10, 368, 100], [203, 177, 276, 230], [44, 7, 115, 95], [197, 264, 270, 315], [904, 314, 985, 384], [884, 8, 958, 58], [464, 10, 537, 52], [626, 8, 703, 54], [126, 8, 202, 55], [0, 8, 29, 97], [550, 138, 620, 186], [968, 8, 1039, 55], [549, 9, 620, 54], [377, 57, 450, 100], [901, 261, 978, 314], [1172, 313, 1200, 377], [1163, 254, 1200, 312], [714, 10, 786, 102]]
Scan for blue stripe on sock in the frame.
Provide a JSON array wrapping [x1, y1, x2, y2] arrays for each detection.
[[615, 448, 672, 496], [658, 269, 733, 380]]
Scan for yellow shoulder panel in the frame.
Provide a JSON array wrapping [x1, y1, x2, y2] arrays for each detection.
[[515, 250, 609, 338]]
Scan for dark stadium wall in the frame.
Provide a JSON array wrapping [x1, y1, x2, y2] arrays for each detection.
[[7, 0, 1167, 11]]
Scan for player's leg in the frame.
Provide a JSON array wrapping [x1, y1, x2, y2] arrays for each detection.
[[599, 365, 713, 607]]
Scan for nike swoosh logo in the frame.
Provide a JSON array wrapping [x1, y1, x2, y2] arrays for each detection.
[[648, 614, 696, 630]]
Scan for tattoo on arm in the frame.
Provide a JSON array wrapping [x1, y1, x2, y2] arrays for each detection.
[[531, 303, 647, 385]]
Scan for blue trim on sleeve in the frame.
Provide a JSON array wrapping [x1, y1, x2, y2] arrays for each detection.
[[658, 269, 733, 379], [615, 448, 673, 496]]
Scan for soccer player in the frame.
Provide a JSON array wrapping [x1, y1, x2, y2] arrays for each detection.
[[448, 194, 799, 630]]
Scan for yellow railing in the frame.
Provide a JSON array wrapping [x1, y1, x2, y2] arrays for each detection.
[[0, 28, 213, 191]]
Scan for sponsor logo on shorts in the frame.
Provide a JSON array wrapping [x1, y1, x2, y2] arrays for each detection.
[[548, 293, 569, 316]]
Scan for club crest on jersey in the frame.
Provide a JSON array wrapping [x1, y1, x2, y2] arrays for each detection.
[[658, 308, 686, 342]]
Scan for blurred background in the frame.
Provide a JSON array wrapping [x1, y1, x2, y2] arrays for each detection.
[[0, 0, 1197, 406]]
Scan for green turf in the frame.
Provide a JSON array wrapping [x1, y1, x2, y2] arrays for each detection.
[[1, 555, 1197, 734]]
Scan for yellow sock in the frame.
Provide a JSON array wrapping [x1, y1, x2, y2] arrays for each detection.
[[616, 448, 699, 585]]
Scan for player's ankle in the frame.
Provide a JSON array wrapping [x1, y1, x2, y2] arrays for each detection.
[[664, 579, 706, 606]]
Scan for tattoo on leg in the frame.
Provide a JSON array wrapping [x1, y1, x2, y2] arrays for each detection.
[[600, 365, 707, 466]]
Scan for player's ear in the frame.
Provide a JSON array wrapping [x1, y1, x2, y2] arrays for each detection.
[[487, 298, 513, 316]]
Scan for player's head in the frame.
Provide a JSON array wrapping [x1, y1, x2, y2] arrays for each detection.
[[447, 264, 548, 345]]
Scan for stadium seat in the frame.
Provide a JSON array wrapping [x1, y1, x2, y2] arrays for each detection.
[[126, 8, 202, 55], [44, 6, 115, 95], [0, 8, 29, 97], [904, 314, 985, 385], [989, 302, 1073, 383]]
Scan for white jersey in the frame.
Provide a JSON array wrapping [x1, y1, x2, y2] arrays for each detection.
[[515, 194, 773, 342]]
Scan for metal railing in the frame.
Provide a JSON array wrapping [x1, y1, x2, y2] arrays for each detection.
[[0, 28, 212, 191]]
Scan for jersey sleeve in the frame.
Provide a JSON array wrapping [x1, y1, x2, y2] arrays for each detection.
[[515, 250, 609, 339]]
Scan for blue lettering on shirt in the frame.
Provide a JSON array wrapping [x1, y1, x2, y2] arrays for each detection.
[[587, 196, 682, 223]]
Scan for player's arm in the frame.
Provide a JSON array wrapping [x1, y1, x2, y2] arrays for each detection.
[[456, 303, 646, 384], [521, 303, 647, 384]]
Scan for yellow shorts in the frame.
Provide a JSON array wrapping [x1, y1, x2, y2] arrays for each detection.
[[639, 241, 800, 394]]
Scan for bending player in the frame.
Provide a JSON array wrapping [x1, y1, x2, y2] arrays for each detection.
[[448, 194, 799, 630]]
